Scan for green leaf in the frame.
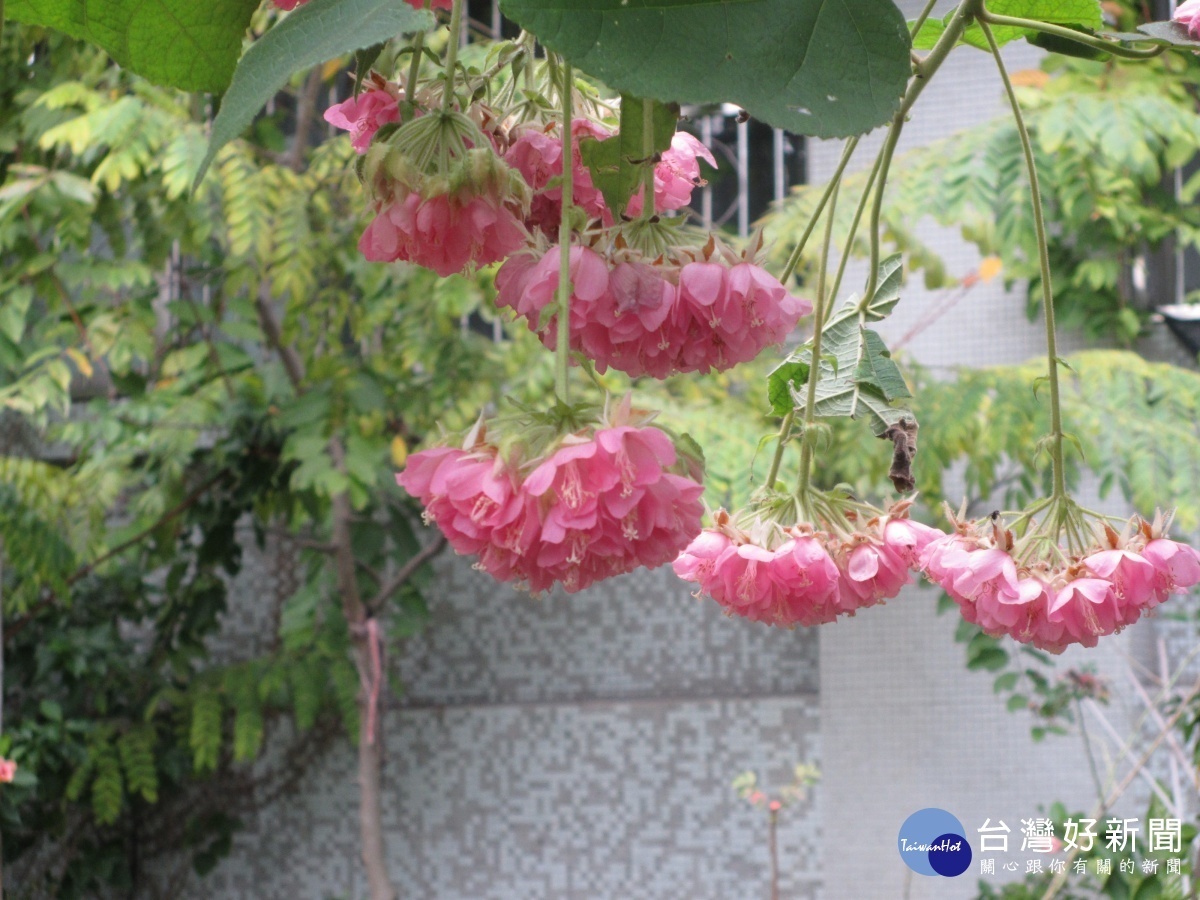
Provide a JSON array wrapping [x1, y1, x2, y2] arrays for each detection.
[[499, 0, 913, 139], [355, 42, 387, 96], [767, 360, 808, 417], [765, 256, 914, 434], [855, 330, 911, 402], [578, 94, 678, 219], [913, 0, 1103, 51], [1135, 21, 1200, 48], [1006, 694, 1029, 712], [194, 0, 435, 188], [1133, 875, 1162, 900], [6, 0, 260, 92], [993, 671, 1019, 693]]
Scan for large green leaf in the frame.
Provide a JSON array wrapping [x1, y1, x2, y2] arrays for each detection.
[[6, 0, 260, 92], [767, 254, 914, 435], [912, 0, 1102, 51], [578, 94, 678, 219], [194, 0, 434, 188], [499, 0, 913, 139]]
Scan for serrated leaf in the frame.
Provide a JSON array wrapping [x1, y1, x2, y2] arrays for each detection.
[[865, 253, 904, 319], [6, 0, 260, 92], [913, 0, 1103, 51], [500, 0, 913, 139], [194, 0, 434, 188], [855, 330, 911, 402], [578, 94, 678, 219]]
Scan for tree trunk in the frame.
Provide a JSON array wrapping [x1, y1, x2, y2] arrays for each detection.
[[330, 473, 397, 900]]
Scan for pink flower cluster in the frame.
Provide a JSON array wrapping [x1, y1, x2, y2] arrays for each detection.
[[1175, 0, 1200, 38], [495, 242, 809, 377], [324, 86, 400, 154], [505, 119, 613, 235], [361, 189, 527, 277], [398, 422, 704, 594], [0, 757, 15, 784], [673, 510, 942, 627], [921, 519, 1200, 652], [506, 122, 716, 235]]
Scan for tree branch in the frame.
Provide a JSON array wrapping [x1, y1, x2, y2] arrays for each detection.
[[329, 439, 396, 900], [68, 471, 229, 586], [369, 534, 447, 611], [255, 282, 306, 390], [287, 67, 324, 173]]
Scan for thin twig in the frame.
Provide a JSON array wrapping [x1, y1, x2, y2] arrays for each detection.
[[368, 534, 447, 611]]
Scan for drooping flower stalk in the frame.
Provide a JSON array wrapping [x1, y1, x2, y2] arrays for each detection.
[[863, 0, 975, 304], [979, 14, 1068, 505], [638, 98, 656, 222], [555, 60, 575, 403], [777, 137, 858, 286], [794, 176, 841, 505], [441, 0, 464, 116]]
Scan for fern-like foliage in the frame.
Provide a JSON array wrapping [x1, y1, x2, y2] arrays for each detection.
[[916, 351, 1200, 530], [765, 55, 1200, 343]]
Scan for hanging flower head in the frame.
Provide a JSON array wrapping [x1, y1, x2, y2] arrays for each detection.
[[357, 105, 532, 276], [675, 495, 941, 627], [921, 505, 1200, 653], [398, 397, 705, 594], [496, 230, 810, 378]]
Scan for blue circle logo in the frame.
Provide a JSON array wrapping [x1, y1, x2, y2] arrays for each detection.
[[898, 808, 972, 877]]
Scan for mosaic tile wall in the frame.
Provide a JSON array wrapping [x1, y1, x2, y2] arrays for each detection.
[[395, 558, 819, 706], [192, 697, 821, 900], [179, 558, 822, 900]]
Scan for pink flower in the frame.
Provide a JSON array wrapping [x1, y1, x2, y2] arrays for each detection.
[[1049, 578, 1121, 648], [0, 758, 16, 784], [768, 800, 782, 812], [834, 538, 910, 612], [627, 131, 717, 216], [324, 88, 400, 153], [1174, 0, 1200, 39], [273, 0, 308, 8], [1141, 538, 1200, 601], [505, 119, 613, 235], [360, 190, 527, 277], [883, 517, 944, 569], [1083, 548, 1158, 623]]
